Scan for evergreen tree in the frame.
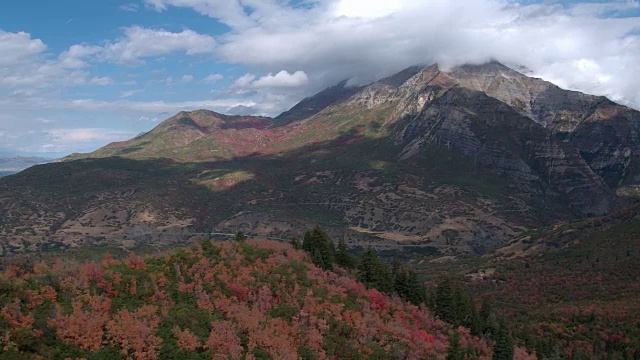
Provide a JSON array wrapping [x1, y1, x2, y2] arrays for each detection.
[[393, 265, 409, 298], [467, 300, 483, 336], [357, 248, 393, 294], [335, 239, 355, 269], [302, 226, 335, 270], [393, 266, 425, 306], [492, 322, 514, 360], [446, 330, 464, 360], [435, 277, 457, 324], [234, 231, 246, 242], [358, 247, 379, 285], [480, 298, 498, 335], [373, 259, 394, 294], [311, 248, 325, 271]]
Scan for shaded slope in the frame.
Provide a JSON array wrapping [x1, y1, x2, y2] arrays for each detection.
[[449, 62, 640, 189], [275, 80, 363, 125], [0, 136, 534, 256]]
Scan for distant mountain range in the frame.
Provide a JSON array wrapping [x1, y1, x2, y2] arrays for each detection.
[[0, 156, 52, 175], [1, 61, 639, 257]]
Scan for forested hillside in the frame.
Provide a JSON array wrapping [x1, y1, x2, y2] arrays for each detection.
[[0, 238, 493, 359]]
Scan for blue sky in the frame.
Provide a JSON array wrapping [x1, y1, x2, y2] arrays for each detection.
[[0, 0, 638, 157]]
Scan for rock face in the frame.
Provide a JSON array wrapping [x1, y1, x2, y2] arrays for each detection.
[[1, 61, 637, 256], [345, 64, 622, 216], [447, 62, 640, 188]]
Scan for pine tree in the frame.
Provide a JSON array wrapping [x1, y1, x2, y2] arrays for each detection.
[[492, 322, 514, 360], [357, 247, 393, 294], [312, 248, 325, 271], [480, 298, 498, 335], [447, 330, 464, 360], [393, 265, 409, 298], [435, 277, 457, 324], [373, 259, 394, 294], [394, 266, 425, 306], [234, 231, 246, 242], [302, 226, 335, 270], [358, 247, 379, 285], [335, 239, 355, 269]]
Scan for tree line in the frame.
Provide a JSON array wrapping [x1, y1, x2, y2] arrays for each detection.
[[294, 226, 515, 360]]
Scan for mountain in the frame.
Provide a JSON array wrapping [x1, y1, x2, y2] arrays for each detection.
[[0, 156, 52, 173], [0, 239, 492, 359], [275, 80, 363, 125], [1, 62, 638, 257], [64, 111, 275, 162], [448, 62, 640, 190]]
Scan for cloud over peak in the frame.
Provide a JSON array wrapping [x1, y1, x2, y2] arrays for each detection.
[[233, 70, 309, 89], [154, 0, 640, 108]]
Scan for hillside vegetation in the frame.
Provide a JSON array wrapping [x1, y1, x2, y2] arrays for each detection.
[[415, 203, 640, 359], [0, 239, 493, 359], [4, 61, 637, 258]]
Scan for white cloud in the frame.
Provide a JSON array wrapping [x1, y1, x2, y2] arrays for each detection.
[[333, 0, 422, 19], [203, 73, 224, 83], [119, 3, 139, 12], [145, 0, 254, 29], [232, 70, 308, 90], [232, 73, 257, 88], [0, 31, 46, 66], [250, 70, 308, 88], [89, 76, 115, 86], [120, 89, 144, 98], [181, 74, 194, 82], [101, 26, 216, 64], [138, 116, 160, 122], [46, 128, 138, 143], [164, 0, 639, 109], [0, 30, 89, 89], [58, 44, 102, 69]]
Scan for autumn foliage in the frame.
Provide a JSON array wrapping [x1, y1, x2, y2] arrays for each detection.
[[0, 239, 490, 359]]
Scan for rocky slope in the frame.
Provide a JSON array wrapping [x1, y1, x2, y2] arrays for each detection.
[[449, 62, 640, 189], [1, 62, 638, 257]]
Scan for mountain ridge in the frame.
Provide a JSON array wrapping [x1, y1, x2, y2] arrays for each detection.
[[1, 61, 638, 257]]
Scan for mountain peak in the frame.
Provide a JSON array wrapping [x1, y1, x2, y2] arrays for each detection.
[[275, 80, 362, 125], [454, 60, 522, 76], [377, 65, 424, 87]]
